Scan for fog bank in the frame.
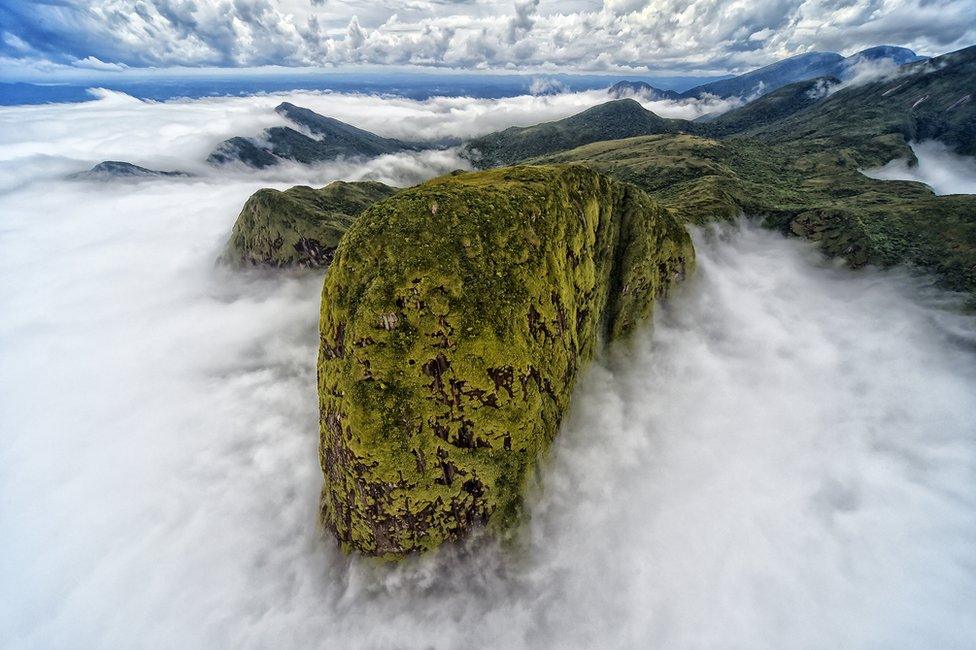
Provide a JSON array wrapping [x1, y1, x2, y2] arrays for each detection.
[[862, 140, 976, 195], [2, 94, 976, 649]]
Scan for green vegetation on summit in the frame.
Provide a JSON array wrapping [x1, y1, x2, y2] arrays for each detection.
[[465, 99, 693, 167], [535, 134, 976, 294], [317, 165, 693, 557], [221, 180, 398, 268]]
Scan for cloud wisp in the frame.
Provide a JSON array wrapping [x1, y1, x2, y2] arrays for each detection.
[[862, 140, 976, 195]]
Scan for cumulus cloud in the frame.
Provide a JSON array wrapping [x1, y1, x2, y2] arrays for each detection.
[[2, 0, 975, 74], [507, 0, 540, 43], [528, 75, 566, 95]]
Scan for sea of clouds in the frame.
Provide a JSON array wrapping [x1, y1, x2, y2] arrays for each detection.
[[0, 86, 738, 194], [2, 89, 976, 649]]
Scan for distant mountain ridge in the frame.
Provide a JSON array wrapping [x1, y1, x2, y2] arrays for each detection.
[[681, 51, 845, 99], [610, 45, 927, 102], [744, 45, 976, 156], [208, 102, 418, 168], [69, 161, 191, 180], [607, 81, 683, 100]]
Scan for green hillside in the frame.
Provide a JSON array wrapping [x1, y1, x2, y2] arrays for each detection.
[[221, 180, 398, 268], [465, 99, 695, 167]]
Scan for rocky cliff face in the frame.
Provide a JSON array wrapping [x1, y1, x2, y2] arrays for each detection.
[[317, 165, 694, 558], [221, 180, 398, 268]]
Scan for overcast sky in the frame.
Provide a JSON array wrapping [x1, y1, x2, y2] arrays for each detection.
[[2, 0, 975, 77]]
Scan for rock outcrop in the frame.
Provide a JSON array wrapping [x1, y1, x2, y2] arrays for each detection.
[[221, 180, 398, 268], [317, 165, 694, 558]]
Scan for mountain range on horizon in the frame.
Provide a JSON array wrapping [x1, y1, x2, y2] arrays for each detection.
[[267, 41, 976, 558], [610, 44, 926, 101], [193, 42, 961, 171], [78, 42, 972, 184], [470, 44, 974, 166]]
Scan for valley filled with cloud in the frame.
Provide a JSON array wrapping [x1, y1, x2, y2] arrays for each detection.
[[2, 89, 976, 648]]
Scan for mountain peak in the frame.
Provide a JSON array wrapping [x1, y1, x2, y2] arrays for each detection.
[[465, 98, 681, 166], [209, 102, 414, 168], [69, 160, 190, 180], [591, 97, 647, 111], [846, 45, 923, 64], [608, 81, 682, 101]]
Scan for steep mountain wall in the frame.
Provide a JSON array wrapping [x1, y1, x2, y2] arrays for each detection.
[[222, 181, 398, 268], [317, 165, 694, 557]]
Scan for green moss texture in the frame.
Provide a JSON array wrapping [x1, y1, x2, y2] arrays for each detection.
[[317, 165, 693, 558], [221, 180, 398, 268]]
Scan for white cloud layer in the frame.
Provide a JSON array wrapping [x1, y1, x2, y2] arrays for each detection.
[[1, 0, 974, 74], [862, 140, 976, 195], [2, 93, 976, 648], [0, 85, 736, 191]]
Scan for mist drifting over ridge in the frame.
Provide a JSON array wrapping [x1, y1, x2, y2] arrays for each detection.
[[864, 141, 976, 194], [2, 90, 976, 648]]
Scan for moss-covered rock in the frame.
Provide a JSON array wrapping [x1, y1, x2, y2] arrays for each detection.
[[317, 165, 693, 558], [221, 180, 398, 268]]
